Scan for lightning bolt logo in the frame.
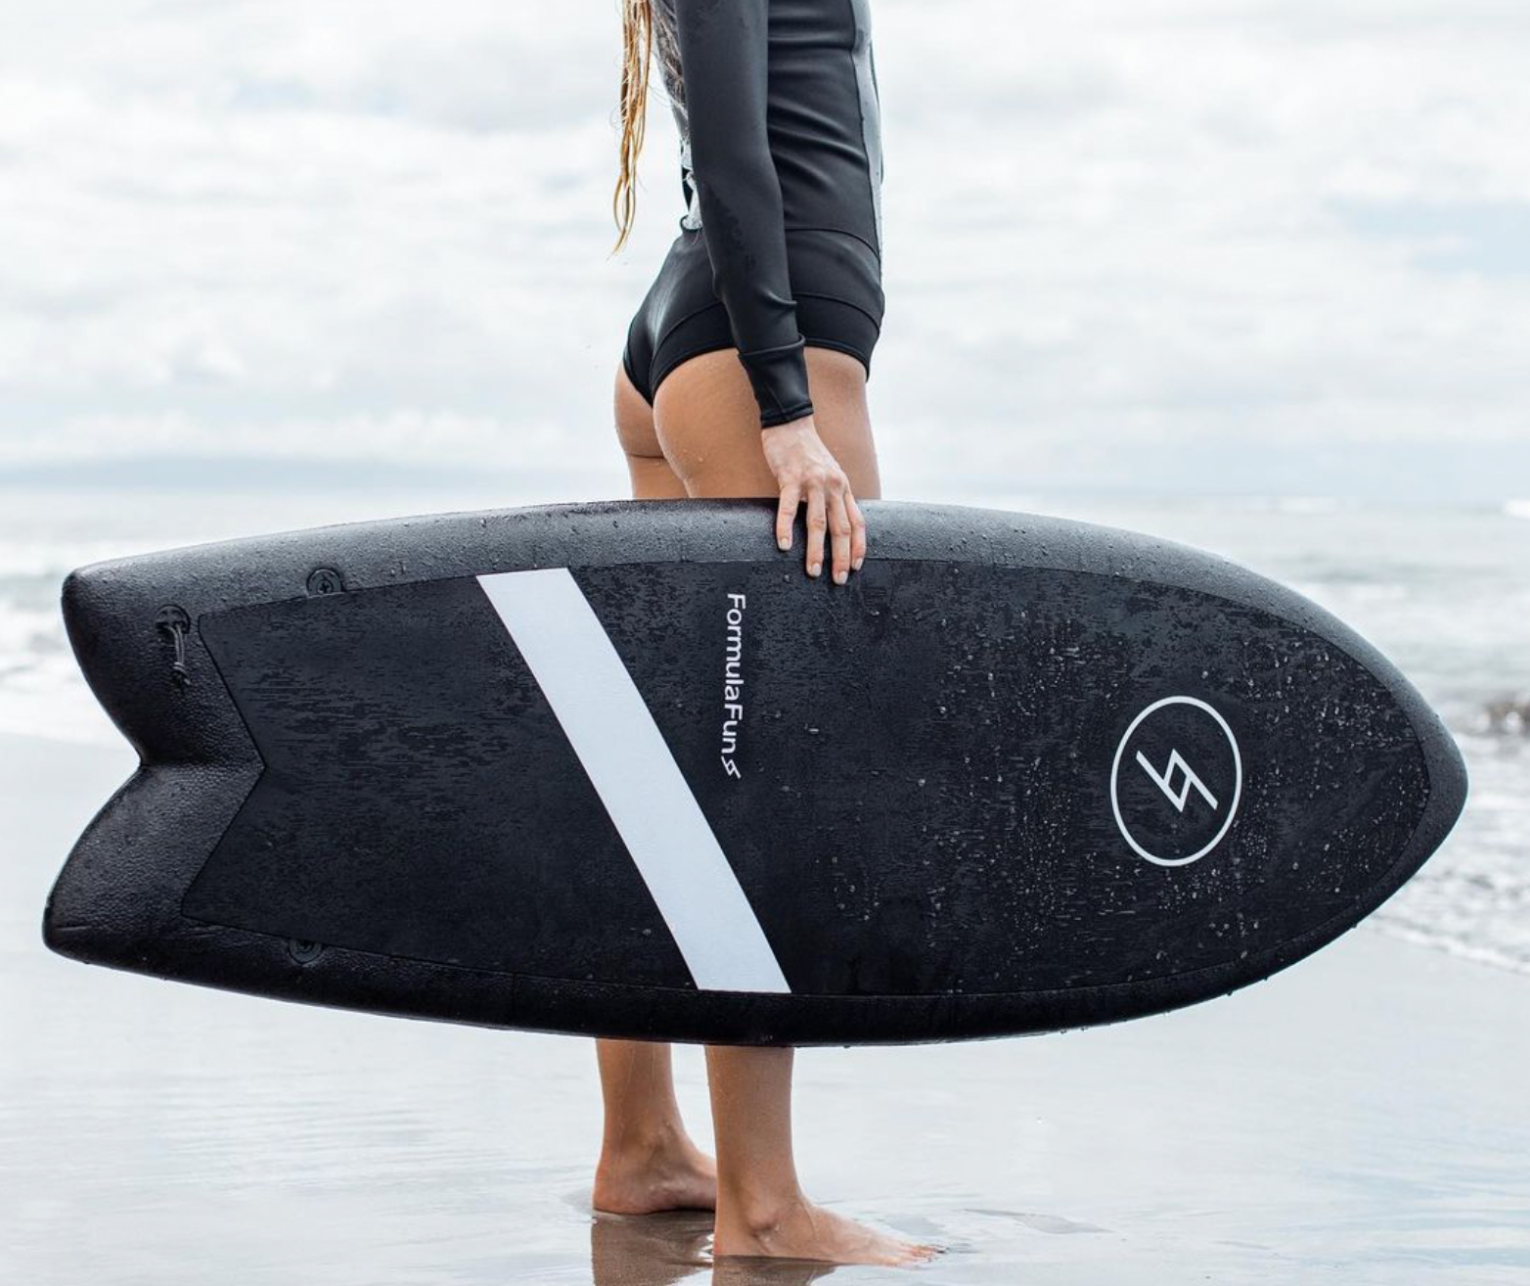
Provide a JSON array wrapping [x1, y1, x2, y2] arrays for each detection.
[[1134, 748, 1220, 813], [1111, 696, 1242, 866]]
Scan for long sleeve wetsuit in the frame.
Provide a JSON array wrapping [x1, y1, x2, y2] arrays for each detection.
[[651, 0, 885, 428]]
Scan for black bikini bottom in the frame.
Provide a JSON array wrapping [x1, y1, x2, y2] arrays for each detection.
[[622, 226, 884, 407]]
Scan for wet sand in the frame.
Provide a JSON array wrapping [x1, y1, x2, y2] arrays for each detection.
[[3, 730, 1527, 1284]]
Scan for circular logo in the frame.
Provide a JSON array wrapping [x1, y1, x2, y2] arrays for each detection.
[[1110, 696, 1242, 867]]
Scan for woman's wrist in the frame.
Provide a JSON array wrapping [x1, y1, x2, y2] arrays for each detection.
[[738, 337, 814, 429], [761, 412, 816, 434]]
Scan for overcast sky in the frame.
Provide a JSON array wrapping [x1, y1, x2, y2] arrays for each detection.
[[1, 0, 1527, 503]]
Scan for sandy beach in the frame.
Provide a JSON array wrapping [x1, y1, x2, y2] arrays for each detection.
[[2, 728, 1527, 1284]]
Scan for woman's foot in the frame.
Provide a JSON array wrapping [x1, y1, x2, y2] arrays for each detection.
[[592, 1126, 718, 1214], [714, 1192, 940, 1267]]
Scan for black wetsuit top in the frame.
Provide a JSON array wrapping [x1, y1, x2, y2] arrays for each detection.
[[650, 0, 885, 427]]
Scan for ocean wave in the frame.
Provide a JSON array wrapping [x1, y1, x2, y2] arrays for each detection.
[[1373, 920, 1530, 978], [0, 664, 121, 748], [1477, 696, 1530, 737], [1273, 496, 1342, 515]]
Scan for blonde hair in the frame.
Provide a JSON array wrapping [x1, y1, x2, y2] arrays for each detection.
[[611, 0, 654, 256]]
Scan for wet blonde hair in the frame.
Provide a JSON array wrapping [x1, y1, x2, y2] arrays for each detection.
[[611, 0, 654, 255]]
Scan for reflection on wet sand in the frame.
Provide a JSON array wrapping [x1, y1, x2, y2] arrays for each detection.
[[711, 1254, 842, 1286], [589, 1209, 842, 1285], [590, 1209, 711, 1285]]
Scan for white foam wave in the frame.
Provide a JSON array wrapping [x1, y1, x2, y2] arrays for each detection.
[[0, 672, 123, 748], [1373, 921, 1530, 978], [1275, 496, 1342, 515]]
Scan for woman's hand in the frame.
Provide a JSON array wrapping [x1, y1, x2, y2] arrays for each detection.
[[759, 415, 867, 584]]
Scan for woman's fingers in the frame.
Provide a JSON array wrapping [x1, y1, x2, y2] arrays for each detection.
[[760, 423, 868, 582], [828, 491, 853, 584], [776, 479, 802, 552], [846, 492, 867, 571], [805, 484, 828, 577]]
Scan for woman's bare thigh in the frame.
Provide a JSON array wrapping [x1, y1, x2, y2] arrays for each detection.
[[653, 347, 882, 500]]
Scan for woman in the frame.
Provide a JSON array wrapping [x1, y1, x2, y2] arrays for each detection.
[[596, 0, 937, 1269]]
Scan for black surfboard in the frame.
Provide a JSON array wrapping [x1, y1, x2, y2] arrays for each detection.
[[43, 499, 1467, 1045]]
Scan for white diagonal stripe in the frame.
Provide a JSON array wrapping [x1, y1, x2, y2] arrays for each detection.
[[475, 567, 790, 994]]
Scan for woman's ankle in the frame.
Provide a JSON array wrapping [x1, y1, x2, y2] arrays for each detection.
[[599, 1116, 692, 1161], [715, 1176, 810, 1234]]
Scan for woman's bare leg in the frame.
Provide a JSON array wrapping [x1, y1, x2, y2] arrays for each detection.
[[592, 1038, 717, 1214], [655, 345, 936, 1267], [653, 347, 881, 502], [591, 365, 716, 1215], [704, 1046, 934, 1265]]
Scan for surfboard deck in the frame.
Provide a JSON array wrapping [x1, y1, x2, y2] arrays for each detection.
[[43, 499, 1467, 1045]]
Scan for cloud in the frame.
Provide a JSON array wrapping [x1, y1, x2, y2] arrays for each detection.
[[0, 1, 1525, 501]]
